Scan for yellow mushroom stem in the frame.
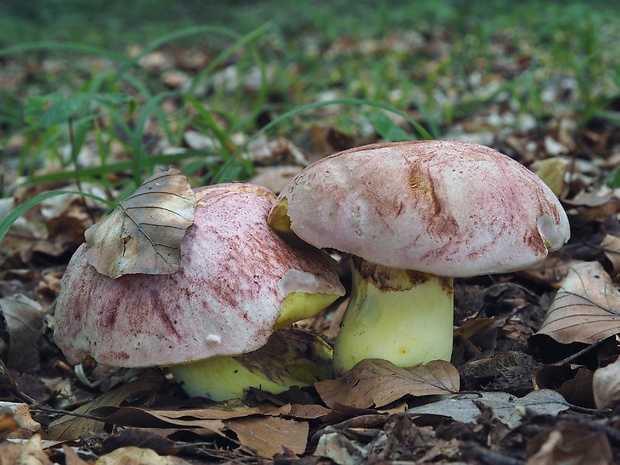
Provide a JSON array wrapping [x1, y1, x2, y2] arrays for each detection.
[[168, 356, 287, 401], [333, 258, 454, 374], [168, 291, 339, 401]]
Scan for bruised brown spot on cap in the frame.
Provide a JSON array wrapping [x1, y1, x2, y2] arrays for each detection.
[[523, 226, 548, 257], [406, 155, 459, 240]]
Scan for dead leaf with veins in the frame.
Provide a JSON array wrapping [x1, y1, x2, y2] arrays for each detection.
[[84, 168, 196, 278], [315, 359, 460, 409], [535, 261, 620, 345], [227, 416, 309, 458]]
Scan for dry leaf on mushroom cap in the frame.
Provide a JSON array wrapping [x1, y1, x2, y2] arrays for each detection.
[[84, 168, 196, 278]]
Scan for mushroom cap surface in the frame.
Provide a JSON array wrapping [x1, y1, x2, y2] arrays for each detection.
[[273, 140, 570, 277], [53, 183, 344, 368]]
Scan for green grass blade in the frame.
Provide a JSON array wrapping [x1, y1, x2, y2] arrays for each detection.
[[0, 41, 132, 63], [188, 22, 273, 94], [112, 25, 241, 83], [17, 151, 214, 187]]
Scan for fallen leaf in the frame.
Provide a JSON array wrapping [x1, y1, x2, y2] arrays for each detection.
[[95, 446, 190, 465], [62, 446, 90, 465], [593, 357, 620, 409], [99, 428, 180, 458], [314, 359, 460, 409], [518, 253, 580, 286], [531, 157, 570, 197], [563, 194, 620, 223], [243, 135, 309, 166], [526, 422, 613, 465], [285, 403, 331, 420], [85, 168, 196, 278], [0, 402, 40, 439], [7, 434, 53, 465], [601, 235, 620, 276], [534, 365, 595, 408], [314, 431, 369, 465], [535, 261, 620, 345], [406, 390, 569, 428], [0, 294, 45, 371], [47, 371, 162, 441], [227, 416, 309, 458], [249, 166, 303, 194], [89, 404, 255, 431]]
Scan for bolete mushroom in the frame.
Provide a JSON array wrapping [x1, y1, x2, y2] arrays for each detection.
[[53, 183, 344, 401], [268, 140, 570, 373]]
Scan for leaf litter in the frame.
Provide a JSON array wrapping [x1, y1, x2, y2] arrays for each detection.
[[2, 23, 620, 465]]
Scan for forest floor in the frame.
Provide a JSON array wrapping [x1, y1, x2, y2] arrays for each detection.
[[2, 1, 620, 464]]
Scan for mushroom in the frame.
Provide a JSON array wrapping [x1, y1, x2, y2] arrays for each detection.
[[268, 140, 571, 373], [53, 183, 345, 401]]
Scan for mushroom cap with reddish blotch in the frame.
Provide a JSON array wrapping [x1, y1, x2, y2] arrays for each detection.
[[53, 183, 345, 368], [273, 140, 570, 277]]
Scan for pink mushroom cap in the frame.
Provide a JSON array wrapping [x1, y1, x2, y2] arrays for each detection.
[[53, 183, 344, 368], [274, 140, 570, 277]]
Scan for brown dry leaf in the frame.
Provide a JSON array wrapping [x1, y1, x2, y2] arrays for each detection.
[[85, 168, 196, 278], [533, 365, 595, 408], [526, 422, 612, 465], [285, 403, 331, 420], [314, 431, 369, 465], [593, 357, 620, 409], [562, 194, 620, 223], [47, 371, 162, 441], [95, 446, 190, 465], [519, 253, 580, 286], [3, 434, 54, 465], [227, 416, 309, 458], [249, 166, 303, 194], [62, 446, 90, 465], [601, 235, 620, 276], [0, 294, 45, 371], [0, 402, 41, 439], [314, 359, 459, 409], [86, 401, 309, 433], [535, 261, 620, 345], [88, 404, 253, 432]]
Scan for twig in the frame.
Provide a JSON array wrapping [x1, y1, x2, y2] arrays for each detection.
[[460, 441, 525, 465]]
